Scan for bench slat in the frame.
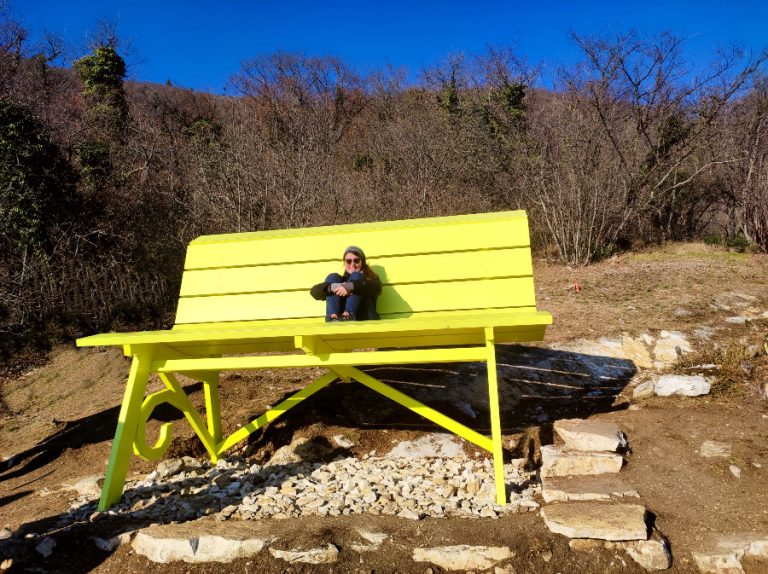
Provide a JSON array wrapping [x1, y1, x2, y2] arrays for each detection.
[[175, 276, 537, 324], [183, 216, 530, 270], [179, 247, 533, 297]]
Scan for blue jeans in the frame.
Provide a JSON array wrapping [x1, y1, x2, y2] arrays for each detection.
[[325, 272, 363, 321]]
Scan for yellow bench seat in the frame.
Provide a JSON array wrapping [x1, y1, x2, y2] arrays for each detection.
[[77, 309, 552, 349]]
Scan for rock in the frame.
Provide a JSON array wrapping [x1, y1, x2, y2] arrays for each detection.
[[725, 317, 747, 325], [269, 544, 339, 564], [397, 509, 422, 520], [0, 527, 12, 540], [35, 537, 56, 557], [332, 434, 355, 449], [181, 455, 202, 469], [699, 441, 732, 458], [541, 475, 639, 503], [351, 530, 388, 552], [633, 381, 655, 399], [551, 337, 652, 370], [495, 565, 517, 574], [730, 465, 741, 478], [712, 292, 757, 311], [694, 327, 716, 341], [654, 375, 711, 397], [413, 545, 514, 571], [623, 539, 672, 570], [386, 433, 465, 459], [539, 445, 624, 478], [94, 532, 132, 552], [620, 336, 654, 369], [156, 458, 184, 479], [541, 503, 648, 541], [553, 419, 627, 452], [266, 437, 334, 466], [132, 523, 273, 563], [653, 331, 692, 364], [456, 401, 478, 419], [692, 534, 768, 573], [66, 475, 104, 498]]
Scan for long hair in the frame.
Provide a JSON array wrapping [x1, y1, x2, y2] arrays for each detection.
[[361, 263, 378, 281]]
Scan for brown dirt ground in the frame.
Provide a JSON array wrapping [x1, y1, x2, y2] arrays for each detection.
[[1, 242, 767, 573]]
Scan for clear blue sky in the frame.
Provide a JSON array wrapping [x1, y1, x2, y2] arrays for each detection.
[[11, 1, 768, 93]]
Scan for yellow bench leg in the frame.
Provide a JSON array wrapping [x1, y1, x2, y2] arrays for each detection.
[[485, 327, 506, 505], [197, 370, 223, 446], [98, 351, 152, 511]]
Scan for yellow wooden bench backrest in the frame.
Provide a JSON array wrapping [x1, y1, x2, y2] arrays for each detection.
[[175, 210, 538, 325]]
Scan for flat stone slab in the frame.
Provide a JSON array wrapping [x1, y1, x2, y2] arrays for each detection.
[[540, 445, 624, 478], [554, 419, 627, 452], [653, 331, 693, 364], [541, 502, 648, 541], [351, 530, 388, 553], [655, 374, 711, 397], [541, 475, 639, 503], [132, 522, 274, 563], [413, 545, 514, 571], [570, 536, 671, 570], [692, 534, 768, 573], [699, 440, 732, 458], [269, 544, 339, 564], [386, 433, 465, 459], [612, 539, 672, 571], [63, 475, 104, 498]]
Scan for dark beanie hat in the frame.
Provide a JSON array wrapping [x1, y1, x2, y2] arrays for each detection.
[[344, 245, 366, 264]]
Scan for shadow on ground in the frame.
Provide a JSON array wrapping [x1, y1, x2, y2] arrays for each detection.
[[0, 347, 636, 572], [0, 383, 202, 487], [244, 345, 637, 455]]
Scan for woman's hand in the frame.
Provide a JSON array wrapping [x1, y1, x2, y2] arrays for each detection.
[[332, 285, 349, 296]]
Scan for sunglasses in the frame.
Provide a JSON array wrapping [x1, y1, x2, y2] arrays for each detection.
[[344, 257, 361, 264]]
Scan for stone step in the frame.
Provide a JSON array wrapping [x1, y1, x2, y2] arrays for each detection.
[[413, 545, 514, 571], [541, 475, 639, 503], [540, 445, 624, 478], [132, 522, 275, 563], [691, 534, 768, 574], [570, 537, 672, 571], [541, 502, 648, 541], [553, 418, 627, 452]]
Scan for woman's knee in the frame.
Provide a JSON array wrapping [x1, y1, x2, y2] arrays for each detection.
[[325, 273, 344, 283], [348, 271, 364, 281]]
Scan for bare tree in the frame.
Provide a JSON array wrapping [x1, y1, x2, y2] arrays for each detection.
[[529, 31, 767, 264]]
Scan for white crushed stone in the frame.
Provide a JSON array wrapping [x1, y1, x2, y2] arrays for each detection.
[[59, 455, 540, 524]]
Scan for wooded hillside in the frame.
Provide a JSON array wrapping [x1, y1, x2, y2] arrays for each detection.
[[1, 10, 767, 359]]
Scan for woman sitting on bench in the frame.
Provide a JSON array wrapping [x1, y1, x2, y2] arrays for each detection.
[[311, 246, 382, 321]]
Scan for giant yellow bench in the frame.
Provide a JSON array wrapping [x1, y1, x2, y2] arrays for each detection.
[[76, 210, 552, 510]]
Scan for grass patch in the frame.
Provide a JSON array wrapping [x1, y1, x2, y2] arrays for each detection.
[[632, 250, 750, 263], [676, 339, 767, 398]]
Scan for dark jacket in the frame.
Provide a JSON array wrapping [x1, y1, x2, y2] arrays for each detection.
[[310, 273, 382, 320]]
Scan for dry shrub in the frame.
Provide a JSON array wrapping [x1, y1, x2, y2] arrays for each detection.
[[677, 338, 768, 397]]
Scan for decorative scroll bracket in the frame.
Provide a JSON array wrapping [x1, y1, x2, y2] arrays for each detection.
[[133, 372, 219, 462]]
